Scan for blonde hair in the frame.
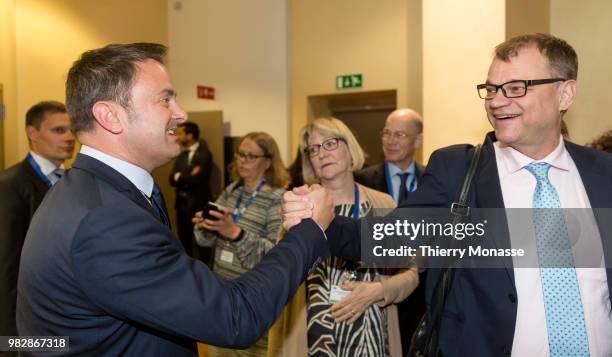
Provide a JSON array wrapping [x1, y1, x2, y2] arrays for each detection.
[[299, 117, 365, 183], [229, 132, 289, 188]]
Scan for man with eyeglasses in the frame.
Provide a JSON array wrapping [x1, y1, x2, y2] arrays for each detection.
[[282, 33, 612, 356], [356, 108, 424, 205], [355, 108, 425, 355]]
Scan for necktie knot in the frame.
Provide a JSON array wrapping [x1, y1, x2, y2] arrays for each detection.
[[48, 168, 65, 185], [525, 162, 551, 182]]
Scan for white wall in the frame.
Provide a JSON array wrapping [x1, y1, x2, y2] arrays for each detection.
[[422, 0, 506, 159], [168, 0, 290, 162]]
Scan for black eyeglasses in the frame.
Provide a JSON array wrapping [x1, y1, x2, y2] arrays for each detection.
[[476, 78, 566, 100], [304, 137, 345, 157], [235, 151, 268, 162]]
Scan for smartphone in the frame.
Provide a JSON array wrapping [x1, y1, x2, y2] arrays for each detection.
[[204, 201, 223, 220]]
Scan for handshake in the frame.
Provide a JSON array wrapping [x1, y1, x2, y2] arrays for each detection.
[[281, 184, 335, 231]]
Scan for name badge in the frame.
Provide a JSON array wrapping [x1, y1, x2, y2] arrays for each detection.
[[220, 249, 234, 264], [329, 285, 351, 304]]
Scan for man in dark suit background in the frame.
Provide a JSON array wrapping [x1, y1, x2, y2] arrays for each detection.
[[355, 108, 425, 355], [17, 43, 335, 356], [0, 101, 74, 354], [283, 33, 612, 356], [170, 121, 213, 261], [356, 108, 424, 204]]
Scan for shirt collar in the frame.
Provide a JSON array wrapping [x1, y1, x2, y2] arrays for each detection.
[[29, 151, 63, 176], [387, 160, 416, 177], [494, 135, 569, 179], [187, 141, 199, 153], [80, 145, 154, 197]]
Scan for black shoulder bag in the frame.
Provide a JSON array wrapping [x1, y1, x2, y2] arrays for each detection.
[[408, 144, 483, 357]]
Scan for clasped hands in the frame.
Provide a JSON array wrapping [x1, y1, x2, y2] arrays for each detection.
[[281, 184, 335, 231], [192, 206, 241, 240]]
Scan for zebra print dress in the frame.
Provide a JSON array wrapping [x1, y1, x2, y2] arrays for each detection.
[[306, 200, 389, 357]]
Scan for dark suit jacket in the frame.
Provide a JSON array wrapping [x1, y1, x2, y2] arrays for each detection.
[[169, 140, 213, 214], [319, 132, 612, 356], [355, 160, 425, 200], [0, 158, 48, 340], [17, 154, 328, 356]]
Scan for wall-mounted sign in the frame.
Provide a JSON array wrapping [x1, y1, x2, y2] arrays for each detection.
[[336, 73, 363, 89], [197, 85, 215, 100]]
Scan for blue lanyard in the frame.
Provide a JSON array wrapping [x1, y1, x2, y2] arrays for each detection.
[[27, 153, 52, 187], [232, 179, 266, 223], [384, 161, 416, 203], [351, 183, 359, 221]]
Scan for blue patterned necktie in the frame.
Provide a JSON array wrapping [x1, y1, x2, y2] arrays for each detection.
[[525, 162, 589, 357]]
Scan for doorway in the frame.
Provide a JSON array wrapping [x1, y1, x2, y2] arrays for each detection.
[[307, 90, 396, 167]]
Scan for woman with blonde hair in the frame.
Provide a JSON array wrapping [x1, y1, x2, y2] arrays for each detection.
[[269, 118, 418, 357], [194, 132, 289, 357]]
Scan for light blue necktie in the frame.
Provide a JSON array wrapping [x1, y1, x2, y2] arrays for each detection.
[[525, 162, 589, 357]]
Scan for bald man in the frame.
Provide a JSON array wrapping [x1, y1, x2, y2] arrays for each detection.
[[356, 108, 424, 203]]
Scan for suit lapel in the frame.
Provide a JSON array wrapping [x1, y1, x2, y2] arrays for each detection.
[[71, 154, 156, 217], [377, 163, 390, 195], [474, 133, 515, 288], [566, 141, 612, 304]]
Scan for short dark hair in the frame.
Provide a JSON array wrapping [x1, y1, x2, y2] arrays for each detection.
[[587, 130, 612, 154], [66, 43, 167, 134], [25, 101, 67, 129], [494, 33, 578, 80], [178, 121, 200, 141]]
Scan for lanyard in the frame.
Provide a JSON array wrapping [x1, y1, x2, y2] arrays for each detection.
[[384, 161, 416, 203], [27, 153, 52, 187], [351, 183, 359, 221], [232, 179, 266, 223]]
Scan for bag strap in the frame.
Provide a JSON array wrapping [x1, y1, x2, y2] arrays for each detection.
[[422, 143, 483, 355]]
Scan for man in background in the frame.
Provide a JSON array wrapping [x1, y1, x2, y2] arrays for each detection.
[[355, 107, 425, 353], [356, 108, 424, 204], [0, 101, 74, 353], [170, 121, 213, 263]]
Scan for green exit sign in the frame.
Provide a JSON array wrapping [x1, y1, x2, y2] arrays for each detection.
[[336, 73, 363, 89]]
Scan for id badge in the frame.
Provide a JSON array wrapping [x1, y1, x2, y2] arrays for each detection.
[[329, 270, 357, 304], [220, 249, 234, 264]]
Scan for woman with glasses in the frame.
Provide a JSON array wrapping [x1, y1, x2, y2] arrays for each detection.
[[193, 132, 289, 357], [268, 118, 418, 357]]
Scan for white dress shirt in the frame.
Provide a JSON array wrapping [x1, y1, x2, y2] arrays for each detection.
[[493, 137, 612, 356], [30, 151, 64, 176], [80, 145, 154, 199]]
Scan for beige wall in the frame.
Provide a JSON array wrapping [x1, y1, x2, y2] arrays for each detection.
[[2, 0, 167, 167], [550, 0, 612, 146], [0, 0, 17, 167], [422, 0, 506, 160], [290, 0, 419, 158], [168, 0, 290, 162]]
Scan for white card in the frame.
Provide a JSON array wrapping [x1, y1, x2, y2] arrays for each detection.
[[329, 285, 351, 304], [220, 250, 234, 264]]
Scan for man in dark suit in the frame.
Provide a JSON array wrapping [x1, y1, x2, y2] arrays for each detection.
[[170, 121, 213, 260], [0, 101, 74, 353], [17, 43, 335, 356], [356, 108, 424, 204], [355, 108, 425, 353], [283, 34, 612, 356]]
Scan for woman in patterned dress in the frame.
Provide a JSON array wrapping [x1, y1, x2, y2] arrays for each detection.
[[268, 118, 419, 357], [193, 132, 289, 357]]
